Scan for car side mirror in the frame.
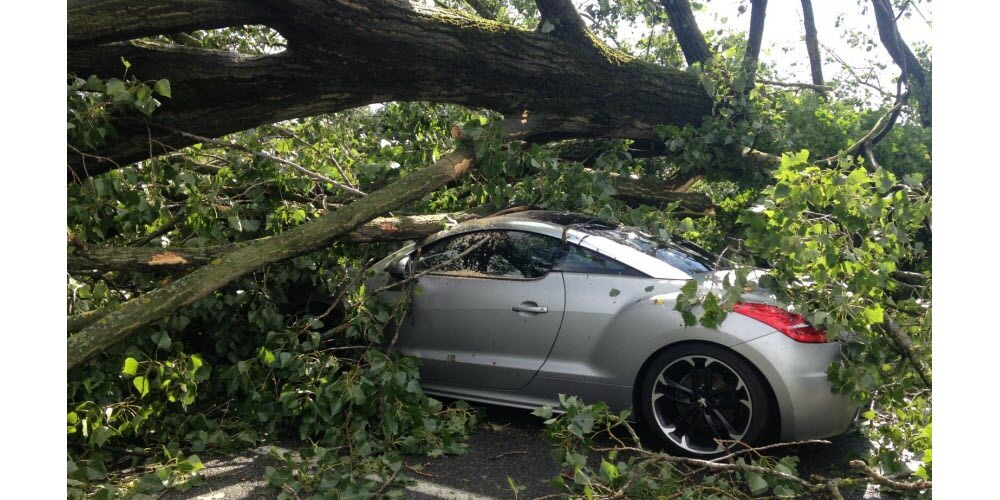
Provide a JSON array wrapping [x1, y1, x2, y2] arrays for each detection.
[[388, 255, 411, 279]]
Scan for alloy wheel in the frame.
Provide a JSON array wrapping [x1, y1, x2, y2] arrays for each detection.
[[650, 355, 753, 455]]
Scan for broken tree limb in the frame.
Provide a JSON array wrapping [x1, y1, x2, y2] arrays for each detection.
[[882, 315, 932, 389], [68, 213, 481, 273], [67, 146, 477, 369], [67, 0, 712, 179]]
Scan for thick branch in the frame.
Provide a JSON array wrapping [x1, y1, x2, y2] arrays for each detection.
[[536, 0, 586, 34], [607, 174, 714, 215], [758, 79, 830, 92], [67, 0, 271, 48], [463, 0, 496, 20], [68, 1, 712, 179], [799, 0, 825, 90], [882, 315, 932, 389], [657, 0, 711, 65], [871, 0, 930, 126], [742, 0, 768, 90], [68, 213, 481, 273], [67, 147, 477, 369]]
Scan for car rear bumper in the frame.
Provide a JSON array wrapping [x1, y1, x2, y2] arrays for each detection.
[[731, 332, 860, 441]]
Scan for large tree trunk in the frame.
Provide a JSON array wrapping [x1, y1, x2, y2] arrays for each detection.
[[67, 147, 477, 369], [67, 0, 713, 180]]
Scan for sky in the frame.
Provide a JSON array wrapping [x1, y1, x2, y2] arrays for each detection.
[[585, 0, 932, 103], [668, 0, 933, 99], [695, 0, 931, 90]]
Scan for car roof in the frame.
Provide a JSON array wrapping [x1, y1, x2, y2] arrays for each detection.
[[421, 210, 695, 280]]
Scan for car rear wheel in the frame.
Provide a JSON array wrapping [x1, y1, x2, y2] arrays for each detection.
[[638, 344, 774, 457]]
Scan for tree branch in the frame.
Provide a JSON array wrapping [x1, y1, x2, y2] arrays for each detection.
[[163, 126, 367, 196], [758, 79, 831, 92], [67, 0, 272, 49], [68, 1, 712, 178], [67, 146, 477, 369], [849, 460, 931, 492], [535, 0, 586, 34], [821, 89, 907, 164], [882, 315, 932, 389], [871, 0, 930, 126], [657, 0, 711, 65], [742, 0, 769, 91], [463, 0, 497, 20], [800, 0, 825, 90]]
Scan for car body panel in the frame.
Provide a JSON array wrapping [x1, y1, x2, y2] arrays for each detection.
[[366, 211, 859, 442], [731, 332, 858, 439], [397, 271, 566, 391]]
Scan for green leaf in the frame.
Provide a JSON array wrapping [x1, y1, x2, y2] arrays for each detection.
[[92, 426, 115, 446], [151, 330, 171, 349], [122, 357, 139, 376], [154, 79, 171, 98], [609, 288, 620, 297], [773, 183, 790, 200], [746, 471, 769, 495], [779, 149, 809, 168], [133, 376, 150, 397], [863, 304, 884, 324], [531, 406, 553, 419], [902, 173, 924, 187], [773, 484, 795, 497], [644, 285, 654, 292], [106, 78, 126, 95]]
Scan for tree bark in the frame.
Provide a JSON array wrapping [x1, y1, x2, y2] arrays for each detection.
[[742, 0, 768, 91], [871, 0, 930, 126], [68, 213, 481, 273], [68, 168, 719, 275], [67, 0, 713, 180], [799, 0, 825, 90], [657, 0, 711, 65], [67, 146, 477, 369]]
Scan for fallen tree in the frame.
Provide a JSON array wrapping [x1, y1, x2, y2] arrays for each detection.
[[68, 146, 476, 369], [66, 1, 933, 497]]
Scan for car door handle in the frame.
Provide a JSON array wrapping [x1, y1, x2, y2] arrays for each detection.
[[512, 302, 548, 314]]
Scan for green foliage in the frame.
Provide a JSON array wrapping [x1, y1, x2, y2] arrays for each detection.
[[533, 396, 808, 498], [674, 152, 931, 480], [67, 60, 171, 152]]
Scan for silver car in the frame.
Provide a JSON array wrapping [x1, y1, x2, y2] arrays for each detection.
[[369, 211, 858, 457]]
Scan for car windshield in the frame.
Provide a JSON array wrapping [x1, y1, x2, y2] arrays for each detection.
[[577, 224, 719, 275]]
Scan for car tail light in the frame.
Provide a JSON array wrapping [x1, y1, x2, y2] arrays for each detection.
[[731, 302, 828, 343]]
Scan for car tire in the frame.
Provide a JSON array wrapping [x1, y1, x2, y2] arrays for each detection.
[[637, 343, 774, 458]]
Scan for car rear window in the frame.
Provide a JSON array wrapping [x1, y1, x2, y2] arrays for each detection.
[[578, 226, 718, 275]]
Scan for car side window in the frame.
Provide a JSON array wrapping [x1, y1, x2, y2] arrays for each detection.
[[555, 244, 648, 277], [416, 230, 562, 279]]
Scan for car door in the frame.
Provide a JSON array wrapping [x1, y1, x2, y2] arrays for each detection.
[[396, 230, 566, 390]]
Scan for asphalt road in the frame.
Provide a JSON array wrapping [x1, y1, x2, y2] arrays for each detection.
[[163, 402, 882, 499]]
